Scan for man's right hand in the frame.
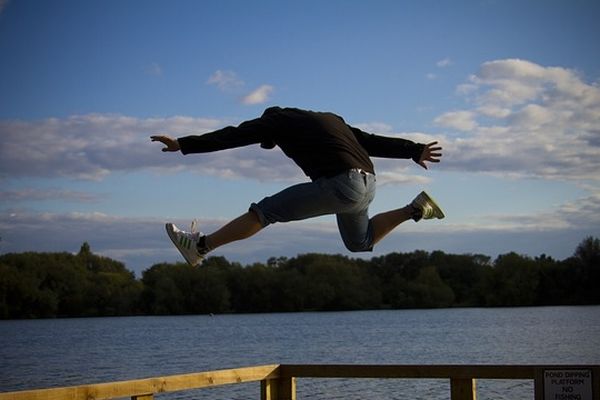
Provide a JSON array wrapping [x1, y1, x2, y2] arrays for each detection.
[[417, 141, 442, 170], [151, 135, 180, 152]]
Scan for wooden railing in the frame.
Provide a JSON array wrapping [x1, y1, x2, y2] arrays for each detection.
[[1, 364, 598, 400]]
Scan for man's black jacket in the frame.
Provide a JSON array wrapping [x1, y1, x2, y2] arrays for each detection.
[[178, 107, 425, 181]]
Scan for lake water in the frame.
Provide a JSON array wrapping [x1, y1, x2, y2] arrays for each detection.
[[1, 306, 599, 399]]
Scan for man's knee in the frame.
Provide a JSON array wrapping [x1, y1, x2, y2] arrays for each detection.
[[343, 238, 373, 253]]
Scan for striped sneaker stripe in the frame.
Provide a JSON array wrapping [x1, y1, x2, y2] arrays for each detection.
[[180, 236, 191, 249]]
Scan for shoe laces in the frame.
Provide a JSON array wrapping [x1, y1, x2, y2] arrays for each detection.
[[421, 204, 433, 218]]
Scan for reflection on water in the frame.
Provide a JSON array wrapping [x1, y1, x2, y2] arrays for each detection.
[[1, 306, 599, 399]]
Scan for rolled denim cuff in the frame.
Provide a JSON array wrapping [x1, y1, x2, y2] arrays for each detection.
[[249, 203, 270, 228]]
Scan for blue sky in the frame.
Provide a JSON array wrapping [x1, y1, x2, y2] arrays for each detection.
[[1, 0, 599, 275]]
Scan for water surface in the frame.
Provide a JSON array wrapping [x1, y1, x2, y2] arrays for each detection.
[[1, 306, 599, 399]]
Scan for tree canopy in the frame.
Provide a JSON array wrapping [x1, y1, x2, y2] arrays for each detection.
[[0, 238, 598, 319]]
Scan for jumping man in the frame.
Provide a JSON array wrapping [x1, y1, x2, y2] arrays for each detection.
[[151, 106, 444, 266]]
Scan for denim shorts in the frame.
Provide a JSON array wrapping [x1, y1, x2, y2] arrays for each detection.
[[250, 169, 377, 252]]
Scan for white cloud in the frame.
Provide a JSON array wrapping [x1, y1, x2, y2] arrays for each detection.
[[426, 58, 452, 81], [207, 70, 275, 106], [144, 62, 162, 76], [242, 85, 274, 105], [434, 110, 478, 131], [2, 190, 598, 274], [0, 188, 102, 202], [0, 211, 172, 274], [0, 114, 224, 180], [8, 59, 597, 189], [375, 170, 431, 186], [476, 105, 511, 119], [435, 58, 600, 181], [0, 210, 344, 274], [0, 113, 308, 182], [448, 191, 600, 235], [206, 70, 244, 91], [353, 122, 394, 134], [436, 58, 453, 68]]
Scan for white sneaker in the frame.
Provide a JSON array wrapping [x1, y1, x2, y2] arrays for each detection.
[[410, 191, 445, 221], [165, 222, 206, 266]]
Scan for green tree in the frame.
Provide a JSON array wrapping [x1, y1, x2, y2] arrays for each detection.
[[142, 259, 231, 315], [231, 263, 280, 312], [411, 266, 455, 308], [564, 236, 600, 304], [2, 237, 599, 319], [433, 251, 490, 306], [484, 252, 540, 306], [141, 263, 186, 314], [188, 265, 231, 313], [385, 265, 454, 308], [287, 254, 381, 311]]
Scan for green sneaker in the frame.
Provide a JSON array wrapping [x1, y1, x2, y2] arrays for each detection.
[[410, 191, 445, 222]]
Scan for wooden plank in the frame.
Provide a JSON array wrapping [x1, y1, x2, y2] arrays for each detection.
[[0, 364, 281, 400], [261, 377, 296, 400], [278, 364, 540, 380], [2, 364, 598, 400], [277, 377, 296, 400], [131, 395, 153, 400], [450, 378, 477, 400], [261, 379, 278, 400]]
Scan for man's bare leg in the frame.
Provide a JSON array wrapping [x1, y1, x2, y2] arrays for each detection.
[[204, 205, 413, 251], [370, 205, 414, 246], [165, 210, 264, 266], [370, 191, 445, 246], [204, 210, 264, 250]]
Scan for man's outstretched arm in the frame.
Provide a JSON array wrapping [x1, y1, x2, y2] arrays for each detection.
[[151, 114, 273, 155], [349, 126, 442, 169]]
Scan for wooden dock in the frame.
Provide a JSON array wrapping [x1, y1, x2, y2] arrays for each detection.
[[1, 364, 598, 400]]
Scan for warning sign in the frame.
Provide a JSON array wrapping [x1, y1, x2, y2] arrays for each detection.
[[544, 369, 593, 400]]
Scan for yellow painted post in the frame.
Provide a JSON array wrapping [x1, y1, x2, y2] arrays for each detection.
[[261, 377, 296, 400], [278, 377, 296, 400], [261, 378, 278, 400], [450, 378, 477, 400]]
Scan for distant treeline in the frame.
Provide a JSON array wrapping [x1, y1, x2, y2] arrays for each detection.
[[0, 238, 598, 319]]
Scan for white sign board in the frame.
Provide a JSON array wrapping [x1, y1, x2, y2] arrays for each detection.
[[544, 369, 593, 400]]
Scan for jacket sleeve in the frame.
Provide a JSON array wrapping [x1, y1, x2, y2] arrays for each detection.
[[349, 126, 425, 163], [177, 116, 273, 155]]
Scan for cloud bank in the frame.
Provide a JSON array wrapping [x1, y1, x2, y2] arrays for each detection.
[[1, 58, 598, 271], [0, 188, 102, 202], [0, 114, 426, 183], [3, 59, 595, 186], [0, 114, 225, 180], [436, 59, 600, 182], [3, 191, 598, 274]]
